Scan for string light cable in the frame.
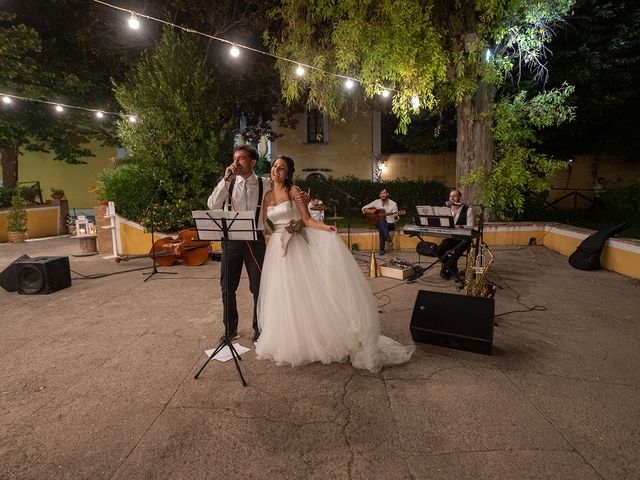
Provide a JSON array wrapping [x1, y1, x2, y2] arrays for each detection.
[[0, 92, 136, 122], [90, 0, 407, 99]]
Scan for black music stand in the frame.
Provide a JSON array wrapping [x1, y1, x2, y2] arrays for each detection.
[[192, 209, 259, 387], [142, 181, 177, 282]]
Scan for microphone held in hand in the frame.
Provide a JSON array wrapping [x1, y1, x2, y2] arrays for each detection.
[[225, 163, 239, 181]]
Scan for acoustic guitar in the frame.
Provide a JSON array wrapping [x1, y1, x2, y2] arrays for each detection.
[[364, 208, 406, 225]]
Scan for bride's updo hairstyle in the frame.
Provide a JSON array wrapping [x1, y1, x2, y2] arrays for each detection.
[[276, 155, 295, 199]]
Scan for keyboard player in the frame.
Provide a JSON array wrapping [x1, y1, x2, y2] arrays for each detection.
[[436, 190, 475, 280]]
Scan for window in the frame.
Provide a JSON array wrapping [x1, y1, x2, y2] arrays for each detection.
[[306, 108, 324, 143]]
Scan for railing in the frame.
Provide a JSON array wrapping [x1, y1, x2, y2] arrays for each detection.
[[536, 188, 607, 211]]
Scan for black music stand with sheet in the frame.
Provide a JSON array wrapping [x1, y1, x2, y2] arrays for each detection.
[[192, 209, 259, 386]]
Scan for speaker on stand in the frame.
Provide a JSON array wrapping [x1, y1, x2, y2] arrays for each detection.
[[410, 290, 494, 355]]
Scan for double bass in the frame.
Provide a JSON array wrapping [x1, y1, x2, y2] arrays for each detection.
[[115, 228, 211, 266]]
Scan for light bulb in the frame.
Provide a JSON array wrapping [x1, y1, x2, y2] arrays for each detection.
[[295, 64, 305, 77], [96, 111, 104, 119], [2, 95, 11, 104], [55, 104, 64, 112], [411, 95, 420, 109], [381, 89, 390, 98], [128, 13, 140, 30], [230, 45, 240, 57], [128, 115, 137, 123], [345, 78, 355, 89]]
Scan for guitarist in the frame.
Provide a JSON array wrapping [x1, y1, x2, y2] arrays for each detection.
[[362, 188, 400, 256]]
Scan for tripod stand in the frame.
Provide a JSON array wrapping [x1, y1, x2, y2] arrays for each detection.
[[143, 181, 177, 282], [318, 177, 358, 250], [192, 210, 259, 386]]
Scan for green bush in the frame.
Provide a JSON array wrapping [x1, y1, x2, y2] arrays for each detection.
[[295, 175, 449, 217], [0, 186, 14, 208], [7, 194, 28, 232], [97, 164, 156, 222]]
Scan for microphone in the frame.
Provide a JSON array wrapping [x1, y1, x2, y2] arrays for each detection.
[[225, 164, 238, 181]]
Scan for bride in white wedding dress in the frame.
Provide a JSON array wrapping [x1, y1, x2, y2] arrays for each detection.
[[255, 156, 414, 373]]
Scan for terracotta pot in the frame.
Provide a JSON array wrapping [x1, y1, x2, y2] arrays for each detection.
[[7, 231, 27, 243]]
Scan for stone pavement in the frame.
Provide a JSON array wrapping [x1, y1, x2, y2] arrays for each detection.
[[0, 237, 638, 479]]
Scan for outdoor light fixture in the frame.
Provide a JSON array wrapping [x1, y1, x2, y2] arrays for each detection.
[[55, 104, 64, 112], [344, 78, 355, 89], [230, 45, 240, 57], [96, 111, 104, 119], [128, 13, 140, 30], [381, 89, 390, 98], [411, 96, 420, 109], [128, 115, 137, 123], [295, 64, 305, 77], [2, 95, 11, 104]]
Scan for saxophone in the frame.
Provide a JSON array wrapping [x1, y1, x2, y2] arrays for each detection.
[[464, 242, 496, 298]]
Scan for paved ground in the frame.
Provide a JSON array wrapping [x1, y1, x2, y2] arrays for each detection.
[[1, 236, 639, 480]]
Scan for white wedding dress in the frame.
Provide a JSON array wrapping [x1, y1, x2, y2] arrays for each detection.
[[255, 201, 414, 373]]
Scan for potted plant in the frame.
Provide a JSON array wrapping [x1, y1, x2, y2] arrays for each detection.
[[50, 187, 65, 202], [7, 194, 28, 243]]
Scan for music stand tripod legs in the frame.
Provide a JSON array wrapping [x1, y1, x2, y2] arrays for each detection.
[[192, 212, 258, 387], [142, 182, 177, 282]]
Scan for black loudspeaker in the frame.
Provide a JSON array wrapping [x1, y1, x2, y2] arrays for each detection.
[[0, 255, 31, 292], [14, 256, 72, 294], [410, 290, 494, 355]]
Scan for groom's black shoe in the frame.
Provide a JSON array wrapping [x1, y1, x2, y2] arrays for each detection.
[[252, 331, 260, 342]]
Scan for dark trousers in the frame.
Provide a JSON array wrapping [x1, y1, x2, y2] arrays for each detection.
[[375, 220, 395, 251], [436, 237, 471, 273], [220, 237, 266, 335]]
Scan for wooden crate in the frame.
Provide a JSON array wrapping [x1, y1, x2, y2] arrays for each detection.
[[380, 264, 415, 280]]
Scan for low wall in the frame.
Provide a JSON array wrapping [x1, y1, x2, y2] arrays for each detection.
[[0, 204, 63, 242], [103, 215, 640, 280]]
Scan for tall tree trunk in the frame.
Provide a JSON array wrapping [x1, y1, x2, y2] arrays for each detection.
[[0, 144, 19, 189], [456, 80, 494, 209]]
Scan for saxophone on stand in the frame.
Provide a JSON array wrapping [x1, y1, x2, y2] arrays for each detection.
[[464, 242, 496, 298]]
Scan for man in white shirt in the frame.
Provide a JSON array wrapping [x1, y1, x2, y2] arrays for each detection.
[[436, 189, 475, 280], [308, 194, 325, 223], [362, 188, 399, 255], [207, 145, 272, 342]]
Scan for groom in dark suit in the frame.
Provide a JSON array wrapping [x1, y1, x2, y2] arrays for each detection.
[[207, 145, 272, 342]]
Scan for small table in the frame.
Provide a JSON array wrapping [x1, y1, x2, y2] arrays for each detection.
[[72, 234, 98, 256]]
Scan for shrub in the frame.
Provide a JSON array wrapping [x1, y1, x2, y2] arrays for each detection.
[[295, 175, 449, 217], [7, 194, 28, 233]]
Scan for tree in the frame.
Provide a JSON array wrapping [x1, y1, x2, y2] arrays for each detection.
[[0, 5, 121, 189], [265, 0, 574, 204], [109, 28, 227, 232]]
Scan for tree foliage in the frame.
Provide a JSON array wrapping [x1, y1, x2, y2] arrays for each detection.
[[0, 4, 121, 188], [464, 84, 575, 220]]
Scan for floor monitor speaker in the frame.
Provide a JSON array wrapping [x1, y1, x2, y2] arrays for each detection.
[[410, 290, 494, 355], [0, 255, 32, 292], [15, 256, 71, 294]]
